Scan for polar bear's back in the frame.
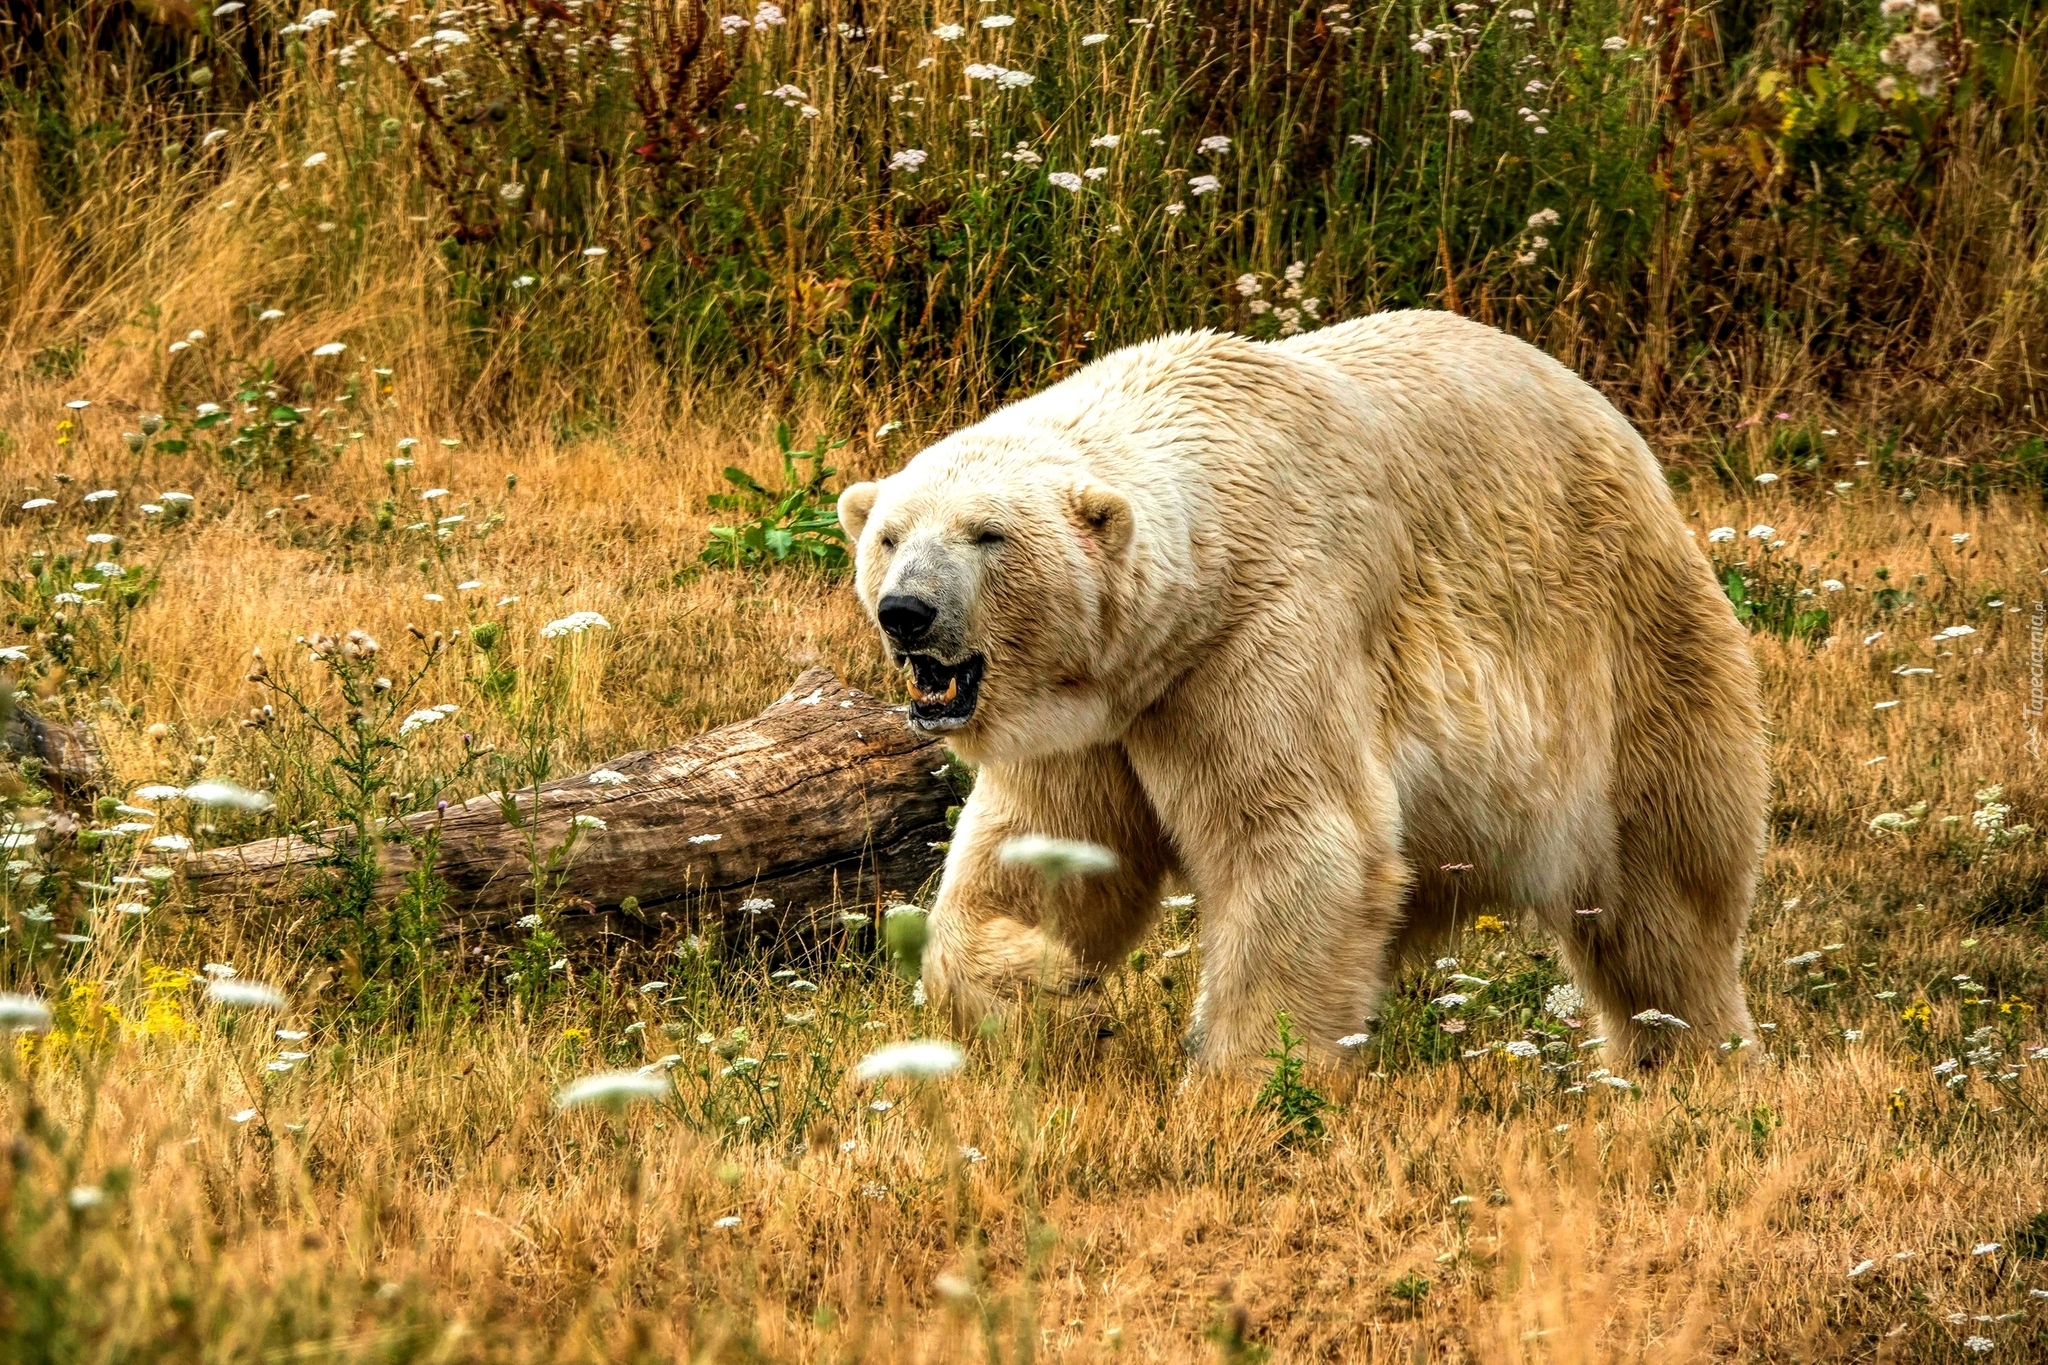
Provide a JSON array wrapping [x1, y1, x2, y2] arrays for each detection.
[[1274, 310, 1675, 541]]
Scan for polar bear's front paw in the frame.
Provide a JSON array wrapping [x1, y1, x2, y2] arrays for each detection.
[[921, 914, 1097, 1029]]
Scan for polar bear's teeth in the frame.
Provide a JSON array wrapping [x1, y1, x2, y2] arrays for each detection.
[[940, 677, 958, 703]]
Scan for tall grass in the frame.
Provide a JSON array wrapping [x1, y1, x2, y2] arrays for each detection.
[[3, 0, 2045, 449], [1, 2, 2047, 1360]]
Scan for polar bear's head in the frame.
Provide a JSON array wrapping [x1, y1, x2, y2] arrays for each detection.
[[838, 431, 1134, 761]]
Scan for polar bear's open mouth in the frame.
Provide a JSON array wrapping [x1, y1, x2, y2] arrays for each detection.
[[902, 652, 985, 730]]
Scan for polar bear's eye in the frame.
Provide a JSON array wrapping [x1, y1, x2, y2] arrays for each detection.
[[878, 535, 896, 551], [974, 528, 1005, 547]]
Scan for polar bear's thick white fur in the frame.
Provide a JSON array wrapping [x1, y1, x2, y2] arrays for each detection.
[[838, 311, 1767, 1071]]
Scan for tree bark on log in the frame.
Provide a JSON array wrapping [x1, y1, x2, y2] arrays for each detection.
[[1, 697, 104, 801], [182, 668, 958, 946]]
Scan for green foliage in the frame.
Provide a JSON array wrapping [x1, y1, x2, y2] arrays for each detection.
[[506, 914, 568, 1012], [1253, 1012, 1329, 1143], [1747, 1101, 1780, 1155], [882, 904, 928, 981], [143, 362, 359, 487], [1715, 542, 1832, 645], [2012, 1210, 2048, 1260], [700, 426, 851, 574], [0, 550, 160, 705], [1387, 1272, 1431, 1303], [2, 0, 2022, 428], [1204, 1301, 1270, 1363], [1348, 923, 1578, 1088], [470, 621, 518, 703]]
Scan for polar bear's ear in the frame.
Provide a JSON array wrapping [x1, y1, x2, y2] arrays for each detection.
[[838, 481, 881, 542], [1070, 483, 1133, 560]]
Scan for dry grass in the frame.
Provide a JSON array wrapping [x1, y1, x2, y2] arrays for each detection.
[[4, 3, 2047, 1357], [0, 369, 2045, 1362]]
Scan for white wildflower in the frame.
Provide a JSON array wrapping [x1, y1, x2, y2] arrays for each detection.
[[852, 1039, 964, 1081], [554, 1070, 670, 1110], [206, 979, 288, 1010], [997, 834, 1117, 882], [182, 780, 274, 812], [541, 611, 611, 638], [0, 994, 54, 1033]]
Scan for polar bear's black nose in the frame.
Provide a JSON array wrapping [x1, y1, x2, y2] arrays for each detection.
[[878, 593, 938, 646]]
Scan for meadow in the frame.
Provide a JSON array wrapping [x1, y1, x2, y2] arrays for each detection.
[[4, 0, 2048, 1359]]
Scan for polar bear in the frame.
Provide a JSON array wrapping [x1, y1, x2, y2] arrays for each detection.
[[838, 311, 1766, 1071]]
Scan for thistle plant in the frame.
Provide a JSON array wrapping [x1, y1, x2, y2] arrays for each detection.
[[1254, 1012, 1329, 1144], [244, 627, 475, 1023]]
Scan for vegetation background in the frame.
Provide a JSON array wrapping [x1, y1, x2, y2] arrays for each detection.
[[0, 0, 2046, 1359]]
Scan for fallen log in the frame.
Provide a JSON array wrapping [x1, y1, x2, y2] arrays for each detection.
[[183, 668, 958, 945], [1, 697, 104, 800]]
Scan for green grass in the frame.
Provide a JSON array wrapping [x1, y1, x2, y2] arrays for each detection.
[[3, 0, 2044, 448]]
